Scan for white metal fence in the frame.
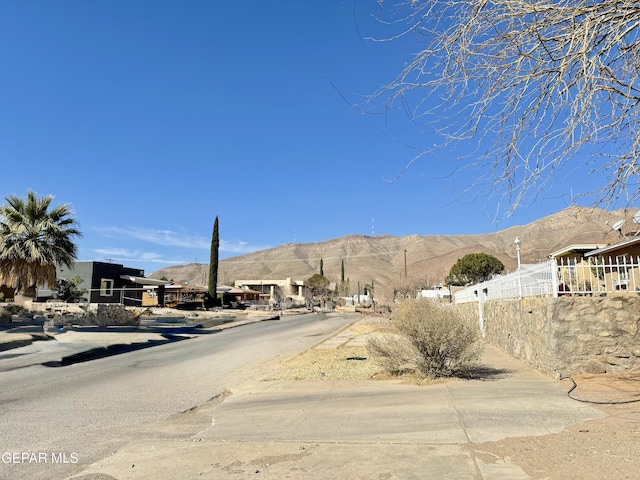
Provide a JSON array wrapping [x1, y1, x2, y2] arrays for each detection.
[[555, 254, 640, 295], [455, 260, 558, 304], [455, 255, 640, 303]]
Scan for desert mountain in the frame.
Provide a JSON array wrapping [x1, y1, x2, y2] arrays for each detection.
[[149, 207, 635, 298]]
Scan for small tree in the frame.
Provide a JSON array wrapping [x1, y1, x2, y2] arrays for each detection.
[[320, 257, 324, 277], [338, 261, 351, 296], [272, 285, 289, 310], [56, 276, 87, 303], [339, 278, 351, 297], [446, 253, 504, 286], [366, 298, 482, 378], [307, 273, 330, 297]]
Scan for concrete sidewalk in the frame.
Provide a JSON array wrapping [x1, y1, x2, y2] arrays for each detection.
[[69, 346, 605, 480]]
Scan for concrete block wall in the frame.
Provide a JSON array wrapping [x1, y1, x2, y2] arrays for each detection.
[[455, 295, 640, 375]]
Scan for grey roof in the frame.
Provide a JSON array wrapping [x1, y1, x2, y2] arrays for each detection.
[[584, 236, 640, 257]]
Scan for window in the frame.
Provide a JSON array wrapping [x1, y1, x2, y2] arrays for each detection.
[[566, 257, 578, 277], [100, 279, 114, 296], [614, 256, 630, 289]]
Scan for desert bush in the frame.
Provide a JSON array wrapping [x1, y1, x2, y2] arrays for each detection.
[[366, 333, 416, 375], [366, 299, 483, 378], [55, 276, 87, 303], [2, 305, 27, 316], [76, 304, 140, 327]]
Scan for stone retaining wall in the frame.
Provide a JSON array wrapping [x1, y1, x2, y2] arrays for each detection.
[[455, 295, 640, 375]]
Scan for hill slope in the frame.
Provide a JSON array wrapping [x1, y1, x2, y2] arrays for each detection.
[[149, 207, 632, 298]]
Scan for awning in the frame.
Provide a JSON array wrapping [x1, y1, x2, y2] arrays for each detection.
[[120, 275, 172, 286]]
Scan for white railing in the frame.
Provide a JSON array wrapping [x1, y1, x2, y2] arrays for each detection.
[[455, 260, 557, 304], [556, 255, 640, 295], [455, 255, 640, 303]]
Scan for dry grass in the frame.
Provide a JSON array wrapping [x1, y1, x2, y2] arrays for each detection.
[[269, 346, 379, 381], [346, 317, 396, 335], [265, 315, 451, 385]]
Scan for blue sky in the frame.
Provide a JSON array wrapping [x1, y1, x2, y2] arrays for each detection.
[[0, 1, 603, 274]]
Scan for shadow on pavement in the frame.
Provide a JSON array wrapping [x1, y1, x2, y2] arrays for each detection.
[[466, 365, 513, 381], [41, 334, 192, 367]]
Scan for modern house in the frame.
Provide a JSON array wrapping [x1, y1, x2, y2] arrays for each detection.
[[55, 261, 170, 306]]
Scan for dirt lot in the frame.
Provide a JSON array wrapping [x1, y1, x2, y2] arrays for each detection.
[[269, 315, 640, 479], [471, 367, 640, 480]]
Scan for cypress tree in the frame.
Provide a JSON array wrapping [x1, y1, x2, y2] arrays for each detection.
[[320, 257, 324, 276], [208, 216, 219, 306], [341, 260, 345, 282]]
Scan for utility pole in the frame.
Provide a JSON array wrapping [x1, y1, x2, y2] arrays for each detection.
[[404, 249, 408, 279]]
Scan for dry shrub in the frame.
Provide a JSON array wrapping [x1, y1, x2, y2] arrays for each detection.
[[366, 334, 416, 375], [76, 304, 140, 326], [366, 299, 483, 378]]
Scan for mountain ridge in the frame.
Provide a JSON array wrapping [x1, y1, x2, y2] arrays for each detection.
[[149, 207, 634, 298]]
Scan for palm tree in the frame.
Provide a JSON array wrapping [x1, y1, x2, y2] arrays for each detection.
[[0, 191, 81, 296]]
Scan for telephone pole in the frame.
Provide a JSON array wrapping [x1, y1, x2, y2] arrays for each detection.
[[404, 249, 408, 279]]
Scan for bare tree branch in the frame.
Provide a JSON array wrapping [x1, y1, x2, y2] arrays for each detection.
[[365, 0, 640, 213]]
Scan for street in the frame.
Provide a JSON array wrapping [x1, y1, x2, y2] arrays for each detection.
[[0, 312, 358, 480]]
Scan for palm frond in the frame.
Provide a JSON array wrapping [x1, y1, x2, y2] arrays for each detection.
[[0, 190, 81, 290]]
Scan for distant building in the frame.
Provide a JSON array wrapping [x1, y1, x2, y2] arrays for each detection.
[[418, 285, 451, 300], [219, 285, 260, 303], [233, 278, 310, 304]]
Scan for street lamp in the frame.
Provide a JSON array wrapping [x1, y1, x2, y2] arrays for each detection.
[[514, 237, 522, 298]]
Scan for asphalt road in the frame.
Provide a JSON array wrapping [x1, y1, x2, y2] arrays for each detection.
[[0, 312, 358, 480]]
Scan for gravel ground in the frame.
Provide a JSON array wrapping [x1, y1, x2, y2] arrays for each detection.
[[268, 344, 380, 380]]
